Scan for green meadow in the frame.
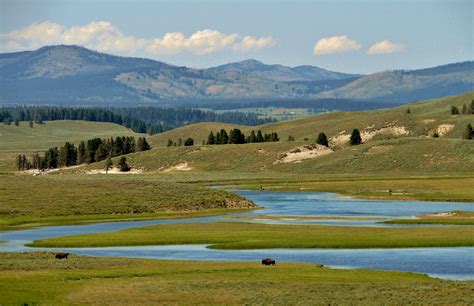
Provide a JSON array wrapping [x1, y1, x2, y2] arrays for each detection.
[[0, 173, 255, 231], [29, 222, 474, 249], [2, 252, 473, 305]]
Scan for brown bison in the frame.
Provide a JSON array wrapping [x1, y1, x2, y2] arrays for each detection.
[[55, 252, 69, 259], [261, 258, 276, 265]]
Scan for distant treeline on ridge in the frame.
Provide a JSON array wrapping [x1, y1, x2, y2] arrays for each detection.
[[0, 106, 274, 135]]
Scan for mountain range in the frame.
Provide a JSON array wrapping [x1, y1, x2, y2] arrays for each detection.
[[0, 45, 472, 106]]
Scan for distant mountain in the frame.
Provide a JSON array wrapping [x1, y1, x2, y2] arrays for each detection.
[[207, 59, 360, 82], [319, 61, 474, 103], [0, 45, 472, 106]]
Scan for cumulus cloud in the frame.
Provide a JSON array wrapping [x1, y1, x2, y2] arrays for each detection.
[[313, 35, 361, 55], [0, 21, 275, 55], [367, 40, 405, 55], [233, 36, 275, 52]]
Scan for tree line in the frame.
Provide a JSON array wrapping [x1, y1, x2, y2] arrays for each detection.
[[16, 136, 150, 171], [0, 106, 273, 135], [450, 100, 474, 115], [206, 129, 279, 145]]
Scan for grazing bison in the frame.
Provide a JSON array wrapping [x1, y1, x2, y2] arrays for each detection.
[[55, 252, 69, 259], [261, 258, 276, 265]]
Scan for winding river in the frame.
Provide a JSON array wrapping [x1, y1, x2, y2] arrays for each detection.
[[1, 190, 473, 280]]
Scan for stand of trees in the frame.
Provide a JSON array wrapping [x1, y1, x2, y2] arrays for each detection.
[[16, 136, 150, 171], [0, 106, 273, 135], [206, 129, 279, 145]]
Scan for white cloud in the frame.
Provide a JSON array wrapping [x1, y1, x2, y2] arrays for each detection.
[[367, 40, 405, 55], [313, 35, 361, 55], [0, 21, 275, 56], [233, 36, 275, 52]]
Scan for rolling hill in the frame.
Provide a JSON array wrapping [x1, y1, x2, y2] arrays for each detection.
[[320, 61, 474, 103], [0, 45, 472, 105], [207, 59, 359, 82], [127, 92, 474, 176]]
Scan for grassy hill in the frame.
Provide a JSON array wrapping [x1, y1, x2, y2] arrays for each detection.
[[149, 92, 474, 146], [148, 122, 250, 147], [113, 92, 474, 180], [0, 120, 145, 171], [0, 120, 145, 152]]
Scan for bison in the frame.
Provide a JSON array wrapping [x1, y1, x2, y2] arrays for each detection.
[[55, 252, 69, 259], [261, 258, 276, 265]]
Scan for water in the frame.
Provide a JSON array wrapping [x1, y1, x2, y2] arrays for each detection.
[[234, 190, 474, 226], [1, 190, 473, 280]]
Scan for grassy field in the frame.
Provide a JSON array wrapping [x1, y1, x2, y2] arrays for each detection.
[[0, 173, 255, 231], [150, 92, 474, 146], [121, 137, 474, 177], [0, 120, 144, 152], [0, 120, 145, 172], [29, 222, 474, 249], [1, 252, 473, 305]]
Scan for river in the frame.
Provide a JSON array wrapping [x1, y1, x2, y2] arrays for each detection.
[[1, 190, 473, 280]]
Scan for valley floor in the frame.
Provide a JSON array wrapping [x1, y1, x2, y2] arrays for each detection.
[[1, 252, 473, 305]]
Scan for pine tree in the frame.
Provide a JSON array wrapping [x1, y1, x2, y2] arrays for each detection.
[[137, 137, 151, 151], [94, 143, 109, 162], [118, 156, 130, 172], [350, 129, 362, 145], [462, 103, 468, 114], [207, 132, 216, 145], [167, 139, 173, 147], [249, 130, 257, 143], [178, 138, 183, 146], [184, 138, 194, 146], [406, 108, 411, 114], [78, 141, 86, 164], [105, 156, 113, 174], [462, 124, 473, 140], [451, 105, 460, 115], [219, 129, 229, 144], [316, 132, 329, 147], [270, 132, 279, 142], [229, 129, 245, 144], [14, 119, 19, 126], [256, 130, 264, 142], [16, 155, 22, 170]]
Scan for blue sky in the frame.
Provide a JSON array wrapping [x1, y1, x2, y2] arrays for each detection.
[[0, 0, 472, 74]]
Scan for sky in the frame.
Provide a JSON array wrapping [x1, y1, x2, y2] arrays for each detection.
[[0, 0, 472, 74]]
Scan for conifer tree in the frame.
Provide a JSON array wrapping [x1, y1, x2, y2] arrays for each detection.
[[207, 132, 216, 145], [105, 156, 113, 174], [316, 132, 329, 147], [256, 130, 264, 142], [451, 105, 460, 115], [219, 129, 229, 144], [184, 137, 194, 146], [78, 141, 86, 164], [462, 124, 473, 140], [16, 155, 22, 170], [350, 129, 362, 145], [249, 130, 257, 143], [118, 156, 130, 172]]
